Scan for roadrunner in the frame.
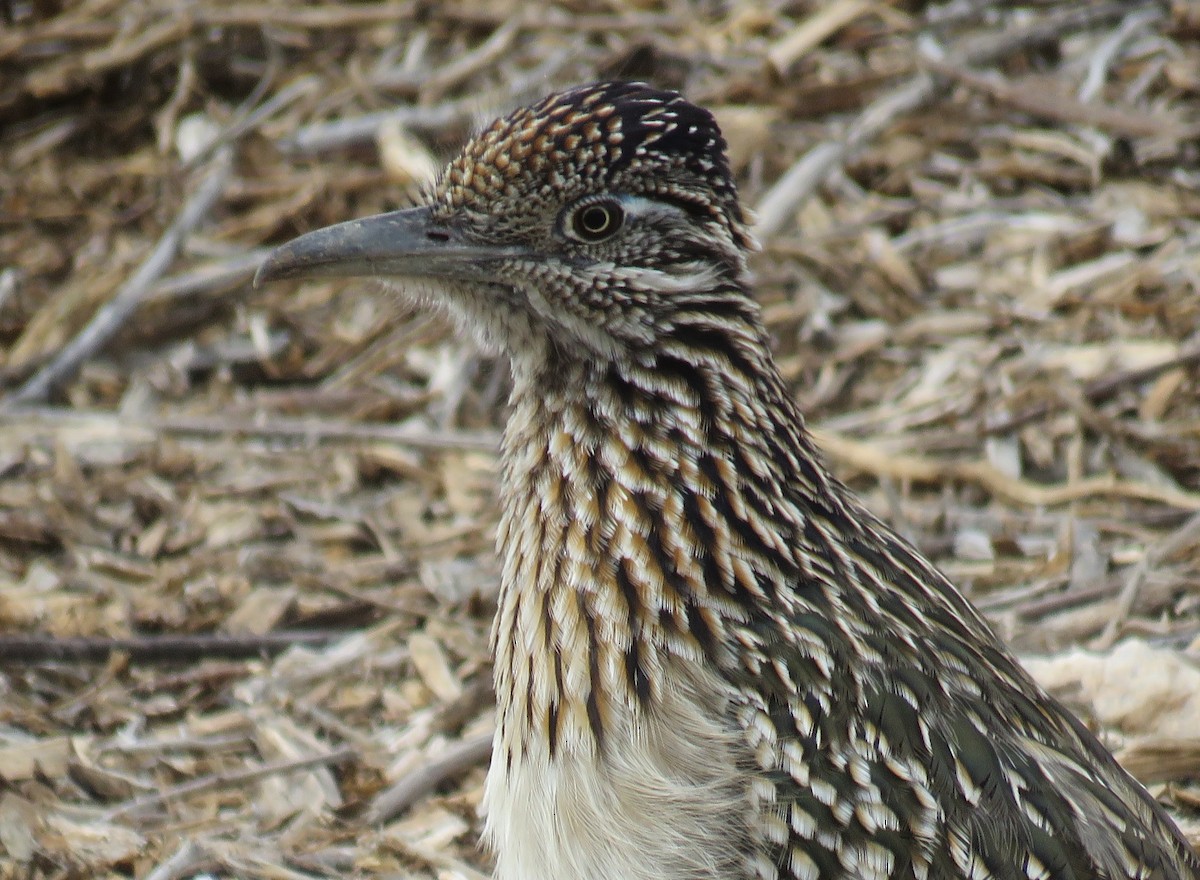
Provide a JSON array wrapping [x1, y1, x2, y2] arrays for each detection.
[[257, 82, 1199, 880]]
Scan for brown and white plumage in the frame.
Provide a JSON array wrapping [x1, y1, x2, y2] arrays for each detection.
[[257, 82, 1199, 880]]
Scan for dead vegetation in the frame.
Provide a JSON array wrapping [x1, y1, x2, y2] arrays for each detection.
[[1, 1, 1199, 876]]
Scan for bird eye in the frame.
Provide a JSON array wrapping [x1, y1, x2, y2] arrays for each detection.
[[568, 200, 624, 242]]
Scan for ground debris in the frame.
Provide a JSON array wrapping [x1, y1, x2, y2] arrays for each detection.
[[1, 1, 1198, 875]]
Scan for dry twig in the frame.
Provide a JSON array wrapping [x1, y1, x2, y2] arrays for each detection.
[[0, 631, 340, 664], [1095, 512, 1200, 649], [754, 1, 1136, 237], [4, 148, 234, 407], [111, 746, 358, 820], [366, 731, 492, 824]]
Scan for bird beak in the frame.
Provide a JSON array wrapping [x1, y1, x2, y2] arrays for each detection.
[[254, 205, 514, 287]]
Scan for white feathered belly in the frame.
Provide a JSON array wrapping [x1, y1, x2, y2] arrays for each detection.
[[483, 672, 764, 880]]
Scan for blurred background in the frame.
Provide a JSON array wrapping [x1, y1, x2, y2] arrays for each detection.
[[1, 1, 1199, 876]]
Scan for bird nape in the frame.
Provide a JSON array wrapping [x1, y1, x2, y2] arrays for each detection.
[[256, 82, 1199, 880]]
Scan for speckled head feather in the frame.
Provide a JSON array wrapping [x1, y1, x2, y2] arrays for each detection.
[[257, 81, 763, 362], [433, 81, 752, 250]]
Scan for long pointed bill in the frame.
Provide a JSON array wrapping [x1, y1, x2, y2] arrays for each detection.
[[254, 206, 518, 287]]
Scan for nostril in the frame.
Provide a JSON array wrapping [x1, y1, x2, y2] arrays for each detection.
[[426, 230, 450, 243]]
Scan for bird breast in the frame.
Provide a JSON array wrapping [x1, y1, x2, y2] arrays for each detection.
[[483, 656, 766, 880], [484, 384, 773, 880]]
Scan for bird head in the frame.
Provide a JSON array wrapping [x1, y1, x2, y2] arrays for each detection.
[[256, 82, 758, 364]]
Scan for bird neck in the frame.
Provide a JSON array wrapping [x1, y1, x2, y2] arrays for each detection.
[[491, 325, 843, 759]]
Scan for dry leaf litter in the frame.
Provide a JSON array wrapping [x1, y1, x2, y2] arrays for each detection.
[[1, 1, 1199, 877]]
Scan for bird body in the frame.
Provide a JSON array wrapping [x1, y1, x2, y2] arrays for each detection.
[[257, 82, 1200, 880]]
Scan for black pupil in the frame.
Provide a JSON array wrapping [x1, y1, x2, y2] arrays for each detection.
[[579, 205, 613, 237]]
